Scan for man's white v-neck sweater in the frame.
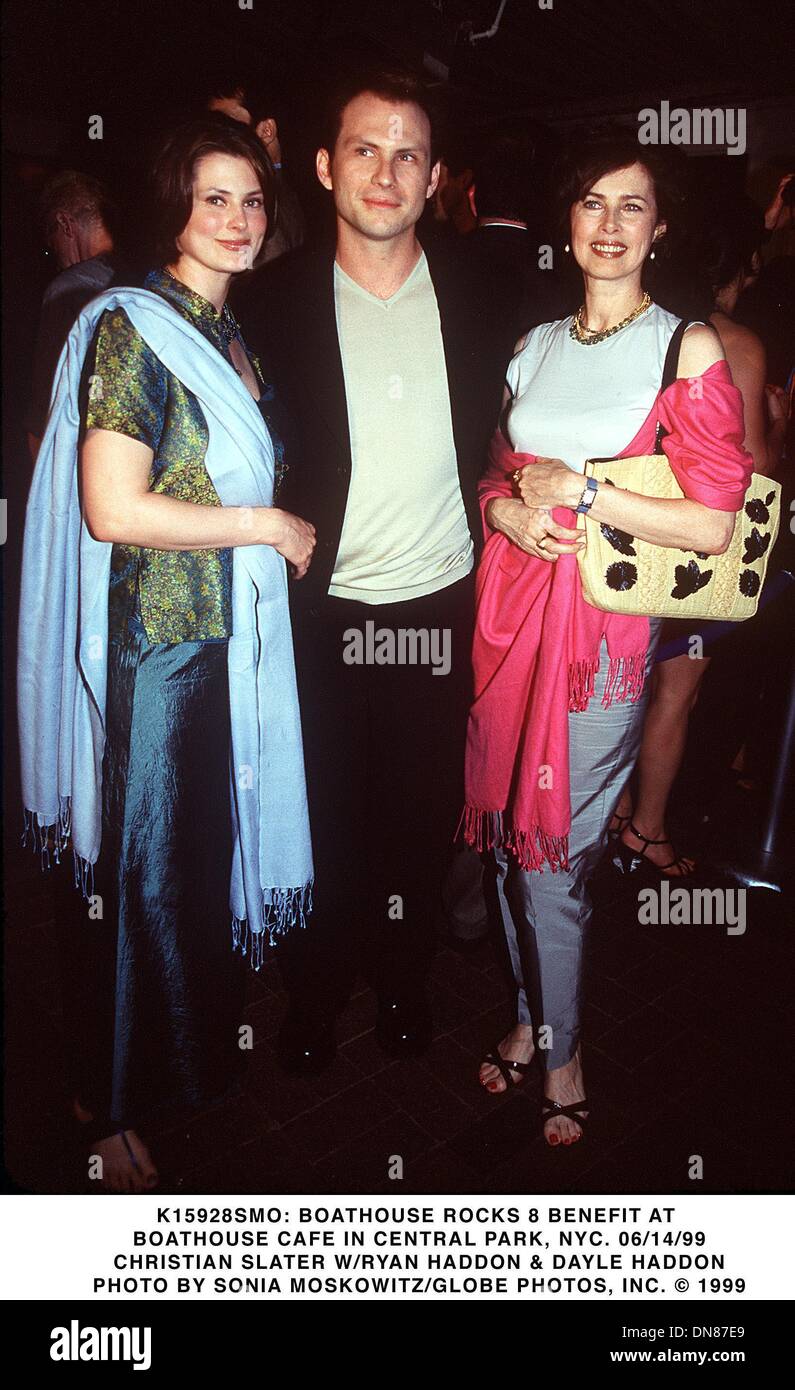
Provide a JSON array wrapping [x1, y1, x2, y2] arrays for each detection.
[[328, 250, 474, 605]]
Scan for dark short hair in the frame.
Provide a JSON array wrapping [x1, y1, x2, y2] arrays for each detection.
[[696, 196, 765, 290], [321, 65, 442, 167], [474, 134, 536, 223], [40, 170, 116, 236], [203, 76, 280, 131], [557, 126, 685, 249], [150, 118, 277, 261]]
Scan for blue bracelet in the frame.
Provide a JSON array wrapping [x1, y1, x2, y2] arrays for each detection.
[[575, 476, 599, 514]]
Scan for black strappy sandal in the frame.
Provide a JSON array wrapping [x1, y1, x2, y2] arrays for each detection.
[[612, 820, 695, 877], [480, 1047, 533, 1092], [541, 1096, 588, 1142]]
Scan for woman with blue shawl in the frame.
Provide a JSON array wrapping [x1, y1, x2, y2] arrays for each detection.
[[17, 120, 315, 1191]]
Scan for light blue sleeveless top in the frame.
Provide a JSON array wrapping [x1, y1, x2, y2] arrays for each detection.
[[506, 302, 686, 472]]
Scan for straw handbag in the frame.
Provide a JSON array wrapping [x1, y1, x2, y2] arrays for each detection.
[[577, 321, 781, 621]]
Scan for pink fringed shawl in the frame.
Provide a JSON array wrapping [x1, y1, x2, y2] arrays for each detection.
[[461, 362, 753, 873], [460, 432, 648, 872]]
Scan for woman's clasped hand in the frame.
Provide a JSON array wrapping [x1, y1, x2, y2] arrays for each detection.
[[488, 455, 587, 562]]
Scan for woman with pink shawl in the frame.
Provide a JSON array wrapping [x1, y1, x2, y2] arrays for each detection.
[[462, 131, 753, 1146]]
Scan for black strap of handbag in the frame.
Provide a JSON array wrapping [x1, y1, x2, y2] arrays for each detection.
[[654, 319, 695, 454]]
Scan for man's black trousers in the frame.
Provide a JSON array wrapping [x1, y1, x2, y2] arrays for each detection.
[[277, 572, 475, 1016]]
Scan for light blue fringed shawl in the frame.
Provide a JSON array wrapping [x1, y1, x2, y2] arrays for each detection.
[[17, 287, 313, 970]]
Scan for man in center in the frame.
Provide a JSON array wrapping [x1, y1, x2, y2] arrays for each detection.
[[245, 67, 513, 1072]]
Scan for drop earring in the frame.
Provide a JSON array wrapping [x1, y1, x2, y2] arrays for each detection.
[[564, 242, 570, 253], [649, 249, 656, 260]]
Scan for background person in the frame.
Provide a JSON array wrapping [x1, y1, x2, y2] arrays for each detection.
[[467, 130, 574, 338], [28, 171, 121, 458], [205, 73, 307, 265], [612, 197, 788, 875]]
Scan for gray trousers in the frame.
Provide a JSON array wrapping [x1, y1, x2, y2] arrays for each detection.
[[494, 628, 660, 1070]]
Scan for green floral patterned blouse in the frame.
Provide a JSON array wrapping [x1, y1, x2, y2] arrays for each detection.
[[81, 267, 285, 644]]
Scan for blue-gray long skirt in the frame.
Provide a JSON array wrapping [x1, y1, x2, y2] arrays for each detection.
[[60, 626, 247, 1132]]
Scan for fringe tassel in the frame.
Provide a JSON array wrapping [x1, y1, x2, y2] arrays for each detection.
[[456, 804, 503, 855], [231, 879, 315, 973], [568, 657, 599, 712], [22, 801, 314, 971], [459, 805, 569, 874], [568, 650, 648, 713], [73, 853, 95, 902], [506, 825, 569, 874], [21, 800, 97, 906], [232, 917, 268, 973], [602, 650, 648, 708], [21, 798, 73, 871]]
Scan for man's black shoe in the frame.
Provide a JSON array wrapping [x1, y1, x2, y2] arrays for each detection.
[[276, 1012, 336, 1076], [375, 995, 433, 1057]]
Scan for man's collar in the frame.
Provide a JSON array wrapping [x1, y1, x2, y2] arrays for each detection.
[[477, 218, 529, 230]]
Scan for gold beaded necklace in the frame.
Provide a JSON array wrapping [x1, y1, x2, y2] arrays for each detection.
[[569, 291, 652, 345]]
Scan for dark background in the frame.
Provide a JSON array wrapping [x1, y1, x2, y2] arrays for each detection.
[[3, 0, 794, 376], [3, 0, 794, 433], [4, 0, 795, 259]]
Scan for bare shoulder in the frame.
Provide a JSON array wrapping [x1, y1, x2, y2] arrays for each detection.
[[720, 319, 765, 369], [676, 321, 725, 378]]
